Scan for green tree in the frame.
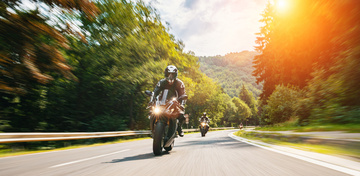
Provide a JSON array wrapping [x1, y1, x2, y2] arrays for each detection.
[[45, 0, 185, 131], [0, 0, 98, 132], [254, 0, 360, 125], [222, 97, 237, 127], [266, 85, 301, 124], [42, 0, 211, 132], [0, 0, 98, 94], [185, 72, 227, 128], [231, 97, 251, 124], [0, 0, 237, 134], [239, 84, 258, 125], [253, 0, 338, 100]]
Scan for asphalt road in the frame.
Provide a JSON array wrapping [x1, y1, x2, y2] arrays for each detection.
[[0, 130, 351, 176]]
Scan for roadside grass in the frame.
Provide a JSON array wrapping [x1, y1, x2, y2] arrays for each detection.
[[184, 131, 200, 134], [294, 124, 360, 133], [0, 137, 151, 158], [234, 130, 360, 160], [255, 119, 360, 133]]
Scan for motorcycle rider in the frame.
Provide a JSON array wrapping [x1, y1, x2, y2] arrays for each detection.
[[199, 112, 210, 130], [199, 112, 210, 124], [149, 65, 187, 137]]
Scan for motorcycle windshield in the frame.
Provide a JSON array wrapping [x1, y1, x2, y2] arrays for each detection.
[[159, 89, 168, 105], [159, 89, 178, 105]]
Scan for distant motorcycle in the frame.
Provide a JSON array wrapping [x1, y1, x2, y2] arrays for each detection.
[[145, 90, 187, 156], [199, 120, 209, 137]]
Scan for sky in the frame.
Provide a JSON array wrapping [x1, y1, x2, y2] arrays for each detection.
[[143, 0, 268, 56]]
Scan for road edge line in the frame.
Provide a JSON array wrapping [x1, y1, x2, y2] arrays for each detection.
[[229, 132, 360, 176], [49, 149, 130, 168]]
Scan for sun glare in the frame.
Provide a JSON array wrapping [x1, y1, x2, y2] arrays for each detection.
[[276, 0, 289, 12]]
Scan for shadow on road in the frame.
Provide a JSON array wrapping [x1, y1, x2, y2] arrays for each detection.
[[105, 153, 154, 163], [105, 151, 172, 164]]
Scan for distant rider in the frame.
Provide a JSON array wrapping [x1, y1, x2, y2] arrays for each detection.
[[199, 112, 210, 130], [150, 65, 187, 137]]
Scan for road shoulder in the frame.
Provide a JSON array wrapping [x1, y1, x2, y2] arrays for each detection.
[[229, 132, 360, 176]]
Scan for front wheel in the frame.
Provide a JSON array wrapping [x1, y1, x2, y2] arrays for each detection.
[[153, 121, 165, 156], [200, 128, 205, 137]]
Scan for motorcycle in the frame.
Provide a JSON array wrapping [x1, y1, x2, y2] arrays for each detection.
[[145, 90, 187, 156], [199, 121, 209, 137]]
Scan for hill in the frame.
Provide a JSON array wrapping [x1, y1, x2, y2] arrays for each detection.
[[198, 51, 262, 98]]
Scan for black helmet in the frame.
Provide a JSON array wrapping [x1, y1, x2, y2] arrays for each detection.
[[164, 65, 178, 83]]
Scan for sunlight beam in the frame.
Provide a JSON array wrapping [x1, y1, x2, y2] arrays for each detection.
[[276, 0, 290, 13]]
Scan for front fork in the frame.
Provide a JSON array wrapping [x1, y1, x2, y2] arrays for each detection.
[[150, 115, 177, 140], [150, 115, 169, 136]]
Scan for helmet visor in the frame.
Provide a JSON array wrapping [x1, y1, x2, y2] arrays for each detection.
[[166, 73, 176, 81]]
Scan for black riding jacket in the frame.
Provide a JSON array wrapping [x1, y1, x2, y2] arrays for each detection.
[[152, 78, 186, 105], [199, 116, 210, 123]]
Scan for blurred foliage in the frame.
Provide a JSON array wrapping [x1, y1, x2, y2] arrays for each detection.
[[185, 73, 228, 128], [239, 84, 258, 124], [0, 0, 259, 134], [255, 123, 360, 133], [231, 97, 251, 123], [263, 85, 302, 124], [254, 0, 360, 125], [0, 0, 98, 94], [198, 52, 262, 125]]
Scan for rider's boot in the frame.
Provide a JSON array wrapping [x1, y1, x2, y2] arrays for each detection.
[[177, 114, 185, 137], [177, 126, 184, 137]]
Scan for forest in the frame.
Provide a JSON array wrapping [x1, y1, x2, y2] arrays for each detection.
[[1, 0, 359, 136], [200, 0, 360, 127], [253, 0, 360, 125], [0, 0, 255, 135], [198, 51, 262, 98]]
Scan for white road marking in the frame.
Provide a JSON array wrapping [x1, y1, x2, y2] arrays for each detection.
[[0, 147, 88, 160], [50, 149, 130, 168], [229, 133, 360, 176]]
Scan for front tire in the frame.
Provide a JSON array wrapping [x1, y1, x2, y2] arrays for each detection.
[[153, 121, 165, 156]]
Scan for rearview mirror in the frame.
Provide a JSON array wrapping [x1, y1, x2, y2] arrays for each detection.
[[178, 94, 188, 101], [145, 90, 153, 96]]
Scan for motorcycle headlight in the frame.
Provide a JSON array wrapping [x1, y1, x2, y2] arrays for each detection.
[[201, 122, 206, 126], [153, 106, 161, 115]]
